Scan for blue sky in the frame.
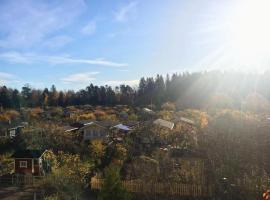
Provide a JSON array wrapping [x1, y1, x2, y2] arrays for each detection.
[[0, 0, 269, 90]]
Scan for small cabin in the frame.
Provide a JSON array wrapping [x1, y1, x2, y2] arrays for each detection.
[[0, 125, 24, 138], [12, 150, 47, 175], [153, 119, 174, 130], [80, 121, 119, 141]]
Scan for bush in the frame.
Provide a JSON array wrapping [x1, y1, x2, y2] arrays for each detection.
[[161, 102, 176, 111]]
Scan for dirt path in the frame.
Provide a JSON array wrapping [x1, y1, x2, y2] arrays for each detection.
[[0, 186, 39, 200]]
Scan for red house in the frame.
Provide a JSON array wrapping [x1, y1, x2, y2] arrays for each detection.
[[12, 150, 47, 175]]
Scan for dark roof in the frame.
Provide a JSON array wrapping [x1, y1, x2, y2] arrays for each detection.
[[12, 150, 45, 158]]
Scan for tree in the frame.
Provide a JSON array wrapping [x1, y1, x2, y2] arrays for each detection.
[[0, 86, 11, 108], [58, 91, 65, 107], [98, 164, 131, 200], [21, 84, 31, 107], [49, 85, 58, 106], [11, 89, 21, 108], [89, 140, 105, 167]]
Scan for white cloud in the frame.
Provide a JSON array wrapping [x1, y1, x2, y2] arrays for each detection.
[[0, 51, 128, 67], [0, 72, 18, 85], [0, 0, 85, 49], [61, 72, 99, 84], [105, 79, 139, 86], [81, 21, 96, 35], [114, 1, 138, 22]]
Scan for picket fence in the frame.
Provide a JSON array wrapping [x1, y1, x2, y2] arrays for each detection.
[[91, 177, 214, 197]]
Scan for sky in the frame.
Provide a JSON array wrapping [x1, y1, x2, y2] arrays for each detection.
[[1, 0, 270, 90]]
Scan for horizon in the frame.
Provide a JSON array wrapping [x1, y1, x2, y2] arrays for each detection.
[[1, 0, 270, 90]]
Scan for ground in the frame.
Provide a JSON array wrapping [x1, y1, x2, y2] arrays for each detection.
[[0, 186, 39, 200], [0, 186, 98, 200]]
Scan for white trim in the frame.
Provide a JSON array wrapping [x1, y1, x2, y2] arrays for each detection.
[[32, 159, 34, 173], [19, 161, 27, 168]]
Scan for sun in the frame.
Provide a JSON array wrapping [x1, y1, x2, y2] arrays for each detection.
[[229, 0, 270, 54], [199, 0, 270, 72], [226, 0, 270, 70]]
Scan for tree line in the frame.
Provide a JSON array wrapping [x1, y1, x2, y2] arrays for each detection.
[[1, 71, 270, 110]]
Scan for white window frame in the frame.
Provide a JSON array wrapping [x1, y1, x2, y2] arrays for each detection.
[[19, 161, 27, 168]]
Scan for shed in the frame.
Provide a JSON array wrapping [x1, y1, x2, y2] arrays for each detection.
[[153, 119, 174, 130], [12, 150, 47, 175]]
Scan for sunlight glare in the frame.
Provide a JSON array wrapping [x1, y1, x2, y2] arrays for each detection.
[[228, 0, 270, 66]]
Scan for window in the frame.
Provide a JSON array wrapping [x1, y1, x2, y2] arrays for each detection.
[[19, 161, 27, 168], [10, 129, 16, 137]]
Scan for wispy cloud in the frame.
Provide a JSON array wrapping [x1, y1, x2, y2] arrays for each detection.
[[114, 1, 138, 22], [105, 79, 139, 86], [0, 0, 85, 49], [0, 72, 19, 85], [0, 52, 128, 67], [61, 72, 99, 84], [81, 21, 96, 35]]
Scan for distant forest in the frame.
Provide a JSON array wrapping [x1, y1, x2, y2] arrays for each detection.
[[1, 71, 270, 111]]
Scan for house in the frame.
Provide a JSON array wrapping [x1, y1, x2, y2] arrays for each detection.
[[8, 126, 24, 137], [12, 150, 48, 175], [153, 119, 174, 130], [79, 121, 119, 141], [110, 124, 132, 141], [0, 125, 24, 138], [63, 108, 77, 118]]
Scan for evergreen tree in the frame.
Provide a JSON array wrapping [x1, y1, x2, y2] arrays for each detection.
[[98, 164, 131, 200]]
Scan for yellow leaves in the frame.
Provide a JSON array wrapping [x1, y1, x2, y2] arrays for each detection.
[[89, 139, 105, 160], [0, 109, 20, 122], [45, 150, 90, 182], [29, 107, 43, 118], [157, 110, 173, 121], [78, 112, 96, 120], [182, 109, 208, 129], [115, 144, 127, 160], [99, 114, 117, 121]]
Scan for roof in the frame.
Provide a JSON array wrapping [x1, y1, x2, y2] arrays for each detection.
[[71, 120, 94, 128], [12, 150, 45, 158], [78, 120, 94, 126], [153, 119, 174, 130], [143, 108, 155, 113], [62, 126, 79, 132], [112, 124, 132, 131], [179, 117, 195, 125]]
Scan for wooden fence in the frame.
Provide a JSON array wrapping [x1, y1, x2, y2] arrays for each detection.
[[0, 174, 43, 186], [91, 177, 214, 197]]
